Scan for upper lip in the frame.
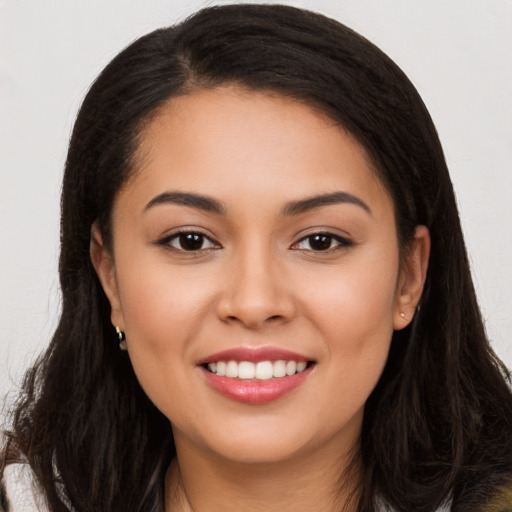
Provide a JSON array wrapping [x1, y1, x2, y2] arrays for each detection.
[[197, 346, 313, 365]]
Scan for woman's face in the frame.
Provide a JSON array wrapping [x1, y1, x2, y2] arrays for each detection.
[[92, 87, 429, 465]]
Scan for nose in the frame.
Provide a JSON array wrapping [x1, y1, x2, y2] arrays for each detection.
[[216, 244, 296, 329]]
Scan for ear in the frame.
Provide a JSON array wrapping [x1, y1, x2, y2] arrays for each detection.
[[90, 222, 125, 329], [393, 225, 431, 330]]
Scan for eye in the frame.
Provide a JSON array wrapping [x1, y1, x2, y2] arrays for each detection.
[[292, 233, 352, 252], [160, 231, 219, 252]]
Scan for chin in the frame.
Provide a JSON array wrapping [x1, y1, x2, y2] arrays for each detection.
[[209, 438, 311, 465], [191, 412, 356, 467], [176, 415, 318, 465]]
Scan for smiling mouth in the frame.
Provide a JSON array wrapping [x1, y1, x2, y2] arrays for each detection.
[[203, 360, 314, 380]]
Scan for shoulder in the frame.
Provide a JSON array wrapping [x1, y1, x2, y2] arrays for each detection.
[[1, 464, 48, 512], [482, 479, 512, 512]]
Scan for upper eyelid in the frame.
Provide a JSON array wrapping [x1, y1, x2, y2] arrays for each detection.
[[298, 231, 349, 240], [155, 227, 352, 248], [293, 229, 352, 243], [291, 230, 355, 252], [294, 233, 350, 244], [159, 226, 215, 238], [158, 229, 221, 247]]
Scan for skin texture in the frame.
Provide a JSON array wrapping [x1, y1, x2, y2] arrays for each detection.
[[91, 87, 430, 512]]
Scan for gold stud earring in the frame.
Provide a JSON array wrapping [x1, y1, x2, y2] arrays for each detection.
[[116, 326, 127, 351]]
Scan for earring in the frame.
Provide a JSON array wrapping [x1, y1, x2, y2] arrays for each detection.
[[116, 326, 127, 351], [399, 312, 406, 318]]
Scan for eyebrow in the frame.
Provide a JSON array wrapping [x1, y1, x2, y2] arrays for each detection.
[[144, 191, 227, 215], [144, 190, 371, 216], [281, 192, 372, 217]]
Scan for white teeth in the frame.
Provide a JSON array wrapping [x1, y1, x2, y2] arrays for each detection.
[[226, 360, 238, 378], [238, 361, 255, 379], [216, 361, 226, 376], [285, 361, 297, 376], [296, 361, 307, 373], [206, 359, 310, 379], [255, 361, 274, 380], [273, 360, 287, 378]]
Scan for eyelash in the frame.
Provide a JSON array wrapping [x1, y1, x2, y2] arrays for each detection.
[[157, 230, 353, 254], [157, 230, 221, 252], [291, 232, 353, 252]]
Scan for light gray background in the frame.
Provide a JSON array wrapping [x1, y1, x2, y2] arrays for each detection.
[[1, 0, 511, 406]]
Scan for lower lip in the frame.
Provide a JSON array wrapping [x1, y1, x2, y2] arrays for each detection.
[[200, 365, 313, 404]]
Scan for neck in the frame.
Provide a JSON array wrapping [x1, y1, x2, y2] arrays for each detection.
[[165, 434, 361, 512]]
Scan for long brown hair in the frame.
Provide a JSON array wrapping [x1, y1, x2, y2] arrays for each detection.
[[2, 5, 512, 511]]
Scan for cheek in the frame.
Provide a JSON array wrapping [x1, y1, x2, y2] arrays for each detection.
[[299, 249, 398, 396], [117, 253, 215, 342], [302, 253, 398, 345], [300, 273, 396, 432], [113, 257, 216, 404]]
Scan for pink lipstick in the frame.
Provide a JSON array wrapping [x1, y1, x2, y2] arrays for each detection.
[[198, 347, 314, 404]]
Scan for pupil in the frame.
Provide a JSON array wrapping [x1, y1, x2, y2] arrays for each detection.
[[180, 233, 203, 251], [310, 234, 332, 251]]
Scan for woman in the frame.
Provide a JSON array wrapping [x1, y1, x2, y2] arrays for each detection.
[[1, 4, 511, 511]]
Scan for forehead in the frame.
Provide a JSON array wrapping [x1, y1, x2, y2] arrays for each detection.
[[123, 86, 391, 217]]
